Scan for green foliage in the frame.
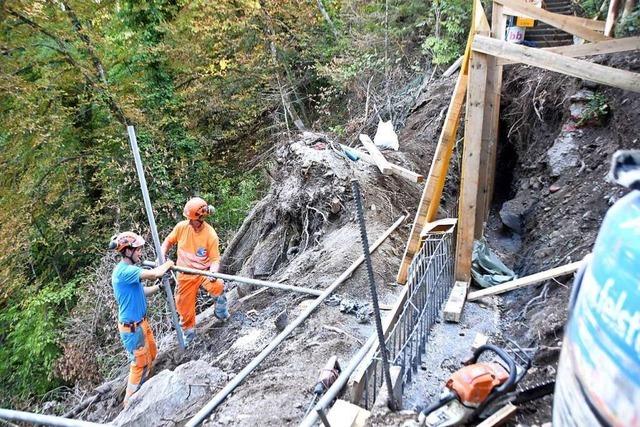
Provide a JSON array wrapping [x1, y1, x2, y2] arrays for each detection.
[[576, 0, 606, 18], [616, 4, 640, 36], [0, 281, 77, 405], [204, 173, 265, 242], [0, 0, 475, 406], [421, 0, 471, 65], [577, 92, 609, 127]]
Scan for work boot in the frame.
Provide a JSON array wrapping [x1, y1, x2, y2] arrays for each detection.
[[214, 295, 230, 322], [184, 328, 196, 347]]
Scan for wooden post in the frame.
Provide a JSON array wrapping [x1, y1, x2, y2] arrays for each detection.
[[475, 2, 506, 238], [455, 48, 489, 282]]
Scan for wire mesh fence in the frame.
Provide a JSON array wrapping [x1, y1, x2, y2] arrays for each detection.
[[359, 224, 455, 409]]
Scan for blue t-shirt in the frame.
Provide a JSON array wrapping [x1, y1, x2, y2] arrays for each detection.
[[112, 262, 146, 323]]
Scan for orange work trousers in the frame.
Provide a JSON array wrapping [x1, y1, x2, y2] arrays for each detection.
[[118, 318, 157, 407], [175, 273, 224, 330]]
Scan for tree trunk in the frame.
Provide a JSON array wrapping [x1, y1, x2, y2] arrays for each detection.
[[316, 0, 340, 39], [623, 0, 637, 18], [605, 0, 622, 36]]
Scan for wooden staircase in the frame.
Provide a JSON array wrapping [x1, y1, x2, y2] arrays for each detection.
[[524, 0, 576, 47]]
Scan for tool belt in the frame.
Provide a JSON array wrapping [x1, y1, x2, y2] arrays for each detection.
[[118, 317, 145, 333]]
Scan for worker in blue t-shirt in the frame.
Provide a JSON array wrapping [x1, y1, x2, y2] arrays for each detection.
[[109, 231, 174, 408]]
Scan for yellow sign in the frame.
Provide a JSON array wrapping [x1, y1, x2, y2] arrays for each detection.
[[514, 0, 541, 28], [516, 16, 535, 27]]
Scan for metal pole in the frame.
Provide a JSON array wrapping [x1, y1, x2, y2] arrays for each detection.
[[298, 334, 377, 427], [351, 179, 396, 411], [0, 408, 105, 427], [185, 216, 405, 427], [127, 125, 185, 349], [141, 261, 322, 296]]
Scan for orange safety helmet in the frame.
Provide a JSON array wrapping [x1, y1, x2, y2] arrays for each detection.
[[183, 197, 214, 220], [109, 231, 146, 253]]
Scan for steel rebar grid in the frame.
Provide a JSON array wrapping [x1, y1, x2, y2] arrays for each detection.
[[186, 216, 405, 427], [127, 126, 185, 349], [359, 230, 454, 408]]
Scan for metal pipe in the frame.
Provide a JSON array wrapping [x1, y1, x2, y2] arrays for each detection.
[[185, 215, 405, 427], [0, 408, 105, 427], [351, 180, 397, 411], [127, 126, 185, 349], [141, 261, 322, 297], [298, 334, 377, 427]]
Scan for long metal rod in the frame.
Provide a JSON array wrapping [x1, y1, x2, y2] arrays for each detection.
[[351, 180, 396, 411], [299, 334, 377, 427], [0, 408, 105, 427], [141, 261, 322, 296], [185, 215, 405, 427], [127, 126, 185, 349]]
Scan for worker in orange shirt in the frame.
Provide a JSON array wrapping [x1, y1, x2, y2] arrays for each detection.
[[161, 197, 228, 346]]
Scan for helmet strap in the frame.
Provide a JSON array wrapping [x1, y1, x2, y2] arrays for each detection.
[[122, 247, 137, 264]]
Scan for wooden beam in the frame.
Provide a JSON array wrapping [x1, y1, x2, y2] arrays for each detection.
[[455, 49, 489, 282], [467, 260, 583, 301], [497, 36, 640, 65], [358, 135, 392, 175], [476, 403, 517, 427], [473, 36, 640, 93], [443, 281, 469, 322], [396, 0, 478, 284], [396, 72, 469, 284], [496, 0, 609, 42], [339, 144, 424, 183]]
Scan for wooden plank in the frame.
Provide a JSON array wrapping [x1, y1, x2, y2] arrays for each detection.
[[358, 134, 392, 175], [497, 36, 640, 65], [476, 403, 517, 427], [443, 281, 469, 322], [502, 7, 606, 32], [420, 217, 458, 238], [387, 162, 424, 183], [339, 144, 424, 183], [455, 49, 489, 282], [467, 260, 583, 301], [471, 332, 489, 351], [472, 36, 640, 93], [326, 399, 370, 427], [496, 0, 609, 42]]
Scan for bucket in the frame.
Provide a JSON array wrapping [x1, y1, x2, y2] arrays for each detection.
[[553, 191, 640, 426]]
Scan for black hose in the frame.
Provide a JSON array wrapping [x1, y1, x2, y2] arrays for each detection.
[[420, 392, 457, 417]]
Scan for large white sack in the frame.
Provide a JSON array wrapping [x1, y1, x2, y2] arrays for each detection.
[[373, 119, 399, 151]]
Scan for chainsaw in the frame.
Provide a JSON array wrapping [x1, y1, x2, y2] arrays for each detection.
[[418, 343, 552, 426]]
